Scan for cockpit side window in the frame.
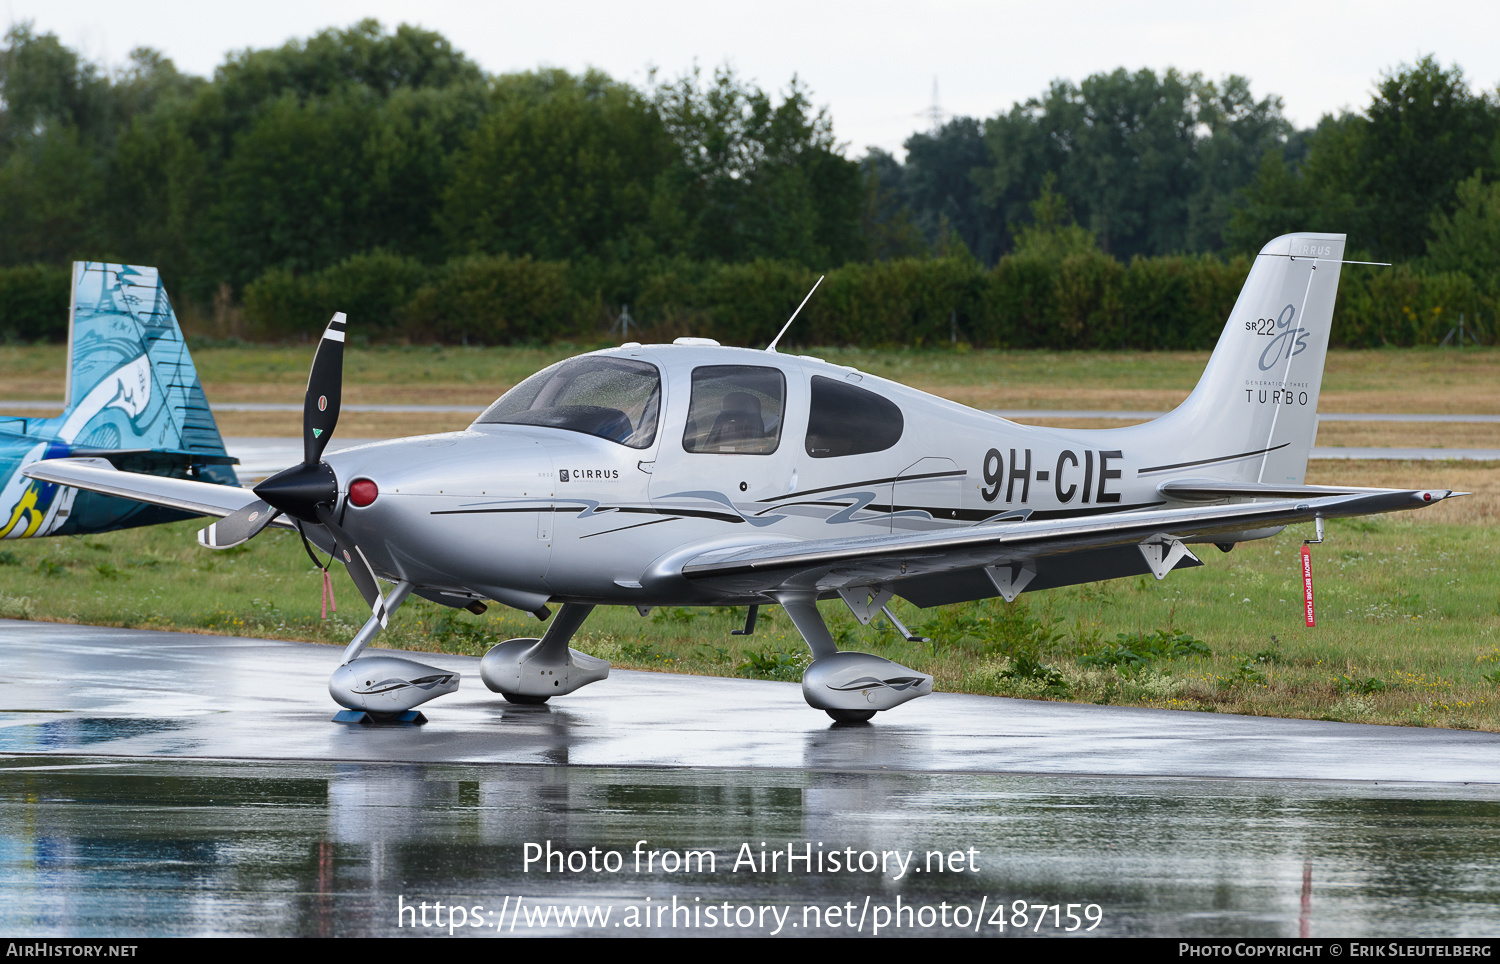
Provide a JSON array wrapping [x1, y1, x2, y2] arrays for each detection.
[[805, 375, 903, 457], [682, 365, 786, 455], [475, 357, 661, 449]]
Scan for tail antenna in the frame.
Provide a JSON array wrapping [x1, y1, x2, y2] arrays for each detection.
[[766, 275, 824, 353]]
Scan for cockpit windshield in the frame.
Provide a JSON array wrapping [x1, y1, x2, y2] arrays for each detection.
[[475, 357, 661, 449]]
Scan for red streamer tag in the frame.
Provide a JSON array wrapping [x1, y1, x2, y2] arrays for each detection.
[[321, 568, 338, 620], [1301, 544, 1316, 627]]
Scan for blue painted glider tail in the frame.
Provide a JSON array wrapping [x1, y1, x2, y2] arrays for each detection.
[[0, 262, 237, 539], [62, 262, 236, 474]]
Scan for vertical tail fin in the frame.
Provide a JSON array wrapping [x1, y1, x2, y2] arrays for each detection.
[[3, 263, 237, 538], [1141, 233, 1345, 485], [58, 262, 237, 483]]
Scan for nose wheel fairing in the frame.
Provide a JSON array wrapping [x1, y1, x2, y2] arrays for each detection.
[[328, 580, 461, 720], [329, 655, 460, 715]]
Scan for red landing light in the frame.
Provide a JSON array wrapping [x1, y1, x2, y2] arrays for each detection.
[[349, 479, 378, 507]]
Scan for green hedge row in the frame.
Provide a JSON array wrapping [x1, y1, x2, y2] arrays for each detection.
[[3, 254, 1493, 348], [0, 264, 70, 342], [241, 250, 1494, 350]]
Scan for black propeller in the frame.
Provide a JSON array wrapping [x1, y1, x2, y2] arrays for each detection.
[[196, 497, 277, 549], [197, 313, 388, 624], [302, 312, 344, 466]]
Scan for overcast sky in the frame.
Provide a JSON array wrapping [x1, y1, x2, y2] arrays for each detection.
[[8, 0, 1499, 157]]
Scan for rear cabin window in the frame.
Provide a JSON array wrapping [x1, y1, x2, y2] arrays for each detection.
[[682, 365, 786, 455], [805, 375, 903, 458]]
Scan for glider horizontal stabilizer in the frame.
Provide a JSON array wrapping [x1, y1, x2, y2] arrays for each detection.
[[23, 457, 293, 528]]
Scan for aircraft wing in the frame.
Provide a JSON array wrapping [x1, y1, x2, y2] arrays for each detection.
[[22, 457, 296, 529], [679, 488, 1455, 597]]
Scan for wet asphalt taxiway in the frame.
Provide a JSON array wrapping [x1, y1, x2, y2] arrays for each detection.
[[4, 619, 1500, 937]]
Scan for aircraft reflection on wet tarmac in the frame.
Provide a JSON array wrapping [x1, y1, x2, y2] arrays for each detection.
[[3, 759, 1500, 937], [5, 621, 1500, 937]]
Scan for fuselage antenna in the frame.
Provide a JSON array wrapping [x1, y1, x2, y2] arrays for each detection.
[[766, 275, 824, 353]]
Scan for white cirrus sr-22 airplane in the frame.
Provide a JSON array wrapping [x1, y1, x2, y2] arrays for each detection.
[[27, 233, 1459, 723]]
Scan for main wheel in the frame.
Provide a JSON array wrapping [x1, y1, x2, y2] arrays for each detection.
[[825, 708, 875, 723], [501, 691, 551, 705]]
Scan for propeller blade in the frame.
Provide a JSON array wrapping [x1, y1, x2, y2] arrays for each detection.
[[304, 312, 346, 465], [313, 503, 389, 626], [197, 500, 280, 549]]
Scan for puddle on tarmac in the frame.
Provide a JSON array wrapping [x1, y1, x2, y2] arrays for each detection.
[[1, 759, 1498, 937], [0, 717, 186, 751]]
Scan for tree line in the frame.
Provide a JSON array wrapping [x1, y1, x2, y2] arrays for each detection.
[[0, 20, 1495, 346]]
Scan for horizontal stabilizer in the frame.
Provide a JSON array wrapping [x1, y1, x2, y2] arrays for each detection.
[[74, 448, 240, 472]]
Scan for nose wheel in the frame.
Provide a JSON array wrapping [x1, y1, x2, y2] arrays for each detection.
[[499, 691, 551, 705]]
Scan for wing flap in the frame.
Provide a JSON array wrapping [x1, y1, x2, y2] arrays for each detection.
[[23, 457, 294, 527], [1158, 480, 1402, 501]]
